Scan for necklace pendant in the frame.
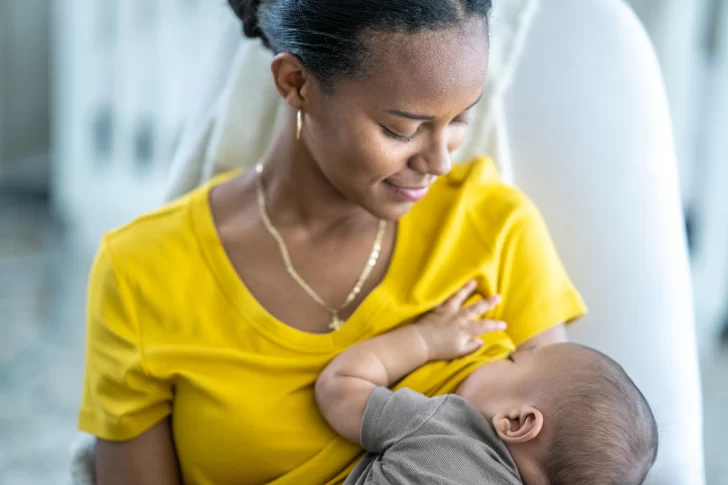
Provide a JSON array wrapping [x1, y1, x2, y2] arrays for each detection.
[[329, 314, 344, 331], [257, 168, 386, 334]]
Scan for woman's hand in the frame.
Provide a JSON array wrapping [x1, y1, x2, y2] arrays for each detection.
[[414, 281, 506, 361]]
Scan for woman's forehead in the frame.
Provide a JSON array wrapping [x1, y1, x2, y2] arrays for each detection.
[[337, 19, 489, 111]]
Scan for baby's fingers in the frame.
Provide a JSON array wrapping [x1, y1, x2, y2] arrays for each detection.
[[460, 295, 502, 320], [437, 281, 477, 313], [462, 337, 485, 355], [469, 319, 508, 336]]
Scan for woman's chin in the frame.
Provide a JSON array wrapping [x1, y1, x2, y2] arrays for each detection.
[[362, 187, 421, 221], [367, 199, 415, 221]]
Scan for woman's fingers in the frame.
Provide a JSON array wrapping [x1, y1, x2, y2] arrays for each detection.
[[437, 280, 477, 313]]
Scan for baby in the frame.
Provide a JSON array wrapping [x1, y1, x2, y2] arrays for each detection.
[[316, 283, 658, 484]]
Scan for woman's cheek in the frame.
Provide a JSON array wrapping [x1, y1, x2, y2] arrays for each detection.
[[354, 132, 409, 177], [447, 125, 469, 153]]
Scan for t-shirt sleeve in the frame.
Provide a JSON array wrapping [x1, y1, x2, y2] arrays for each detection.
[[360, 387, 446, 453], [491, 202, 588, 346], [77, 238, 173, 441]]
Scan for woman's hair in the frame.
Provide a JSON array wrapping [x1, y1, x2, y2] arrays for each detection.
[[228, 0, 492, 86]]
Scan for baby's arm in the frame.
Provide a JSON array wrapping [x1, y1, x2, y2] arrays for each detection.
[[315, 281, 504, 443]]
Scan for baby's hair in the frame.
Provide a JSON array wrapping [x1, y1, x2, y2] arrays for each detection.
[[542, 346, 658, 484]]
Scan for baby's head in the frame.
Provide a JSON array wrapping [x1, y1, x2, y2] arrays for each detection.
[[457, 342, 658, 484]]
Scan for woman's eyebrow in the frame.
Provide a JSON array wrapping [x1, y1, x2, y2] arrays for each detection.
[[386, 94, 484, 121], [386, 110, 436, 121]]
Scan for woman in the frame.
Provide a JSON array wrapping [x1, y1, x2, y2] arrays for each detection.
[[79, 1, 586, 484]]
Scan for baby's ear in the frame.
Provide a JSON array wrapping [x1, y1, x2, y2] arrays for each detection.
[[492, 406, 544, 444]]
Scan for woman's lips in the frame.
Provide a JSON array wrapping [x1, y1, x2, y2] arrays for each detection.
[[384, 180, 430, 202]]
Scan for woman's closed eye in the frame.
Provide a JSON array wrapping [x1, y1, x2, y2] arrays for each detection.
[[382, 118, 469, 143], [450, 114, 471, 126], [381, 125, 417, 143], [507, 353, 515, 363]]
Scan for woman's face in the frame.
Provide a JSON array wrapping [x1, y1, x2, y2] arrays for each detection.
[[302, 18, 490, 221]]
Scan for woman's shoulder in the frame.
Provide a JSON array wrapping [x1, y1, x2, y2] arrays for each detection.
[[421, 157, 540, 241], [103, 188, 202, 266], [101, 170, 237, 275]]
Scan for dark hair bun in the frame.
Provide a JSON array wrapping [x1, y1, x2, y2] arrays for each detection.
[[228, 0, 269, 46], [227, 0, 492, 84]]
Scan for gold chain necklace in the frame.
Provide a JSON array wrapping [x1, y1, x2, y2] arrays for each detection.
[[255, 163, 387, 331]]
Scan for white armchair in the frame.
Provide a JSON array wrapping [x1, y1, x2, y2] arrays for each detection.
[[506, 1, 704, 483], [70, 1, 705, 484]]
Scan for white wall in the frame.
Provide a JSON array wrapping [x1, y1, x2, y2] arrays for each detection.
[[51, 0, 226, 247], [627, 0, 728, 343], [0, 0, 51, 191], [691, 0, 728, 343], [627, 0, 709, 207]]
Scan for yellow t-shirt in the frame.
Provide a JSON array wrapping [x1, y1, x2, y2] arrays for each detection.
[[79, 157, 586, 485]]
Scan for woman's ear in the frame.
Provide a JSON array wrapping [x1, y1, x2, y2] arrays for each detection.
[[492, 406, 544, 444], [271, 53, 312, 110]]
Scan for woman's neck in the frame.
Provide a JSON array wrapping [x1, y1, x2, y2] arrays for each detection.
[[259, 121, 379, 236]]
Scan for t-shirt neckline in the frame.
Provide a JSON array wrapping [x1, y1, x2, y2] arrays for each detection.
[[191, 176, 410, 353]]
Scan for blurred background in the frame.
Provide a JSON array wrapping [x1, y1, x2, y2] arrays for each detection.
[[1, 0, 727, 483]]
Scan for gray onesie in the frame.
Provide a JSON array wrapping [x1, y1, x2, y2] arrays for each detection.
[[344, 387, 523, 485]]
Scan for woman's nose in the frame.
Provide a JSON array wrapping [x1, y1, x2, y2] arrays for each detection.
[[410, 136, 452, 177], [429, 145, 452, 177]]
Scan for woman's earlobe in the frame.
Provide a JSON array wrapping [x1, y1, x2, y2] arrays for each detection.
[[271, 53, 307, 108], [492, 406, 544, 444]]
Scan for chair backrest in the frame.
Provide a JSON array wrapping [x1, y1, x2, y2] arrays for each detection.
[[505, 1, 704, 483]]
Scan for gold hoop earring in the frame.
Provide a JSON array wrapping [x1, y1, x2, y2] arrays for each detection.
[[296, 110, 303, 141]]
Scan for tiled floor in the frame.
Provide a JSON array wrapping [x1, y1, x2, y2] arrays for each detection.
[[0, 197, 90, 485], [1, 197, 727, 484]]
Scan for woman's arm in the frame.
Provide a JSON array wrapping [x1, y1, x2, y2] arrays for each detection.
[[485, 194, 587, 347], [82, 243, 179, 484], [517, 323, 567, 351], [96, 418, 181, 485]]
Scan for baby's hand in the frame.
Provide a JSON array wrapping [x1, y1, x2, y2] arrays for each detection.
[[414, 281, 506, 361]]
